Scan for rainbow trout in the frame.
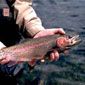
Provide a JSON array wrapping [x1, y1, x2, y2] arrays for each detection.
[[0, 34, 81, 63]]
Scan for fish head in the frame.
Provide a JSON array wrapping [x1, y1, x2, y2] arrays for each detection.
[[56, 35, 81, 50]]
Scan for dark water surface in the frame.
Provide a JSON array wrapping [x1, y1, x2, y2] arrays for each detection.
[[29, 0, 85, 85], [0, 0, 85, 85]]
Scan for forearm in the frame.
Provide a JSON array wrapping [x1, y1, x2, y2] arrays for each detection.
[[13, 0, 45, 37]]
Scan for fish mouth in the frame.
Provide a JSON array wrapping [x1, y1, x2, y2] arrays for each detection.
[[68, 35, 81, 47]]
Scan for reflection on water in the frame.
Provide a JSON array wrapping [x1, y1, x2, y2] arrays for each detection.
[[20, 0, 85, 85]]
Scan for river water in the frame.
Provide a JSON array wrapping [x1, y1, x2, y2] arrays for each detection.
[[0, 0, 85, 85], [28, 0, 85, 85]]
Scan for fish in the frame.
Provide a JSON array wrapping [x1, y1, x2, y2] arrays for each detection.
[[0, 34, 81, 64]]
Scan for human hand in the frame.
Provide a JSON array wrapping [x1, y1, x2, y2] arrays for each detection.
[[34, 28, 65, 61], [34, 28, 65, 38]]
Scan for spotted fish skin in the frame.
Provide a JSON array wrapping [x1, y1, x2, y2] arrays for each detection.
[[0, 34, 80, 62]]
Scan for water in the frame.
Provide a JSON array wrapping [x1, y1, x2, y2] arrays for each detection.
[[18, 0, 85, 85], [0, 0, 84, 85]]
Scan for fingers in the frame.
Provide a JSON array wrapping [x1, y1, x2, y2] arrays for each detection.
[[0, 59, 10, 64], [34, 28, 65, 38], [50, 50, 59, 61], [45, 28, 65, 35], [53, 28, 65, 35], [0, 56, 10, 64]]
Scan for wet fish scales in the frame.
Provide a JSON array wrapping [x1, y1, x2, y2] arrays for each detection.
[[0, 34, 61, 62], [0, 34, 80, 62]]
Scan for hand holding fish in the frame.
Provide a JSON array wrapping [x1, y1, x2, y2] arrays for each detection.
[[34, 28, 65, 62], [0, 28, 81, 66]]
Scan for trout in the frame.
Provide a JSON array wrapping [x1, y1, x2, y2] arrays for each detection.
[[0, 34, 81, 63]]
